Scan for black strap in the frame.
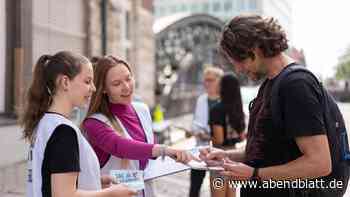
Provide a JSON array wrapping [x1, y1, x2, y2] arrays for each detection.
[[270, 63, 324, 131]]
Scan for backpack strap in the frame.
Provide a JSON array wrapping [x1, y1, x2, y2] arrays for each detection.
[[270, 64, 324, 131]]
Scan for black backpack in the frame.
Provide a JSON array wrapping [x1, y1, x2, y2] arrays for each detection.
[[271, 64, 350, 196]]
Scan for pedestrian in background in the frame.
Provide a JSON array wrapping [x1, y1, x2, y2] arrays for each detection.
[[209, 73, 246, 197], [189, 66, 223, 197]]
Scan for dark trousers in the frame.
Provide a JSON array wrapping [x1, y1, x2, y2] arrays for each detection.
[[189, 169, 206, 197]]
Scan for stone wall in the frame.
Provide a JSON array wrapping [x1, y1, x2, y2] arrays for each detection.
[[87, 0, 156, 106]]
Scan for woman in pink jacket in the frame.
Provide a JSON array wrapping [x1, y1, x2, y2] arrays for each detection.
[[82, 56, 195, 197]]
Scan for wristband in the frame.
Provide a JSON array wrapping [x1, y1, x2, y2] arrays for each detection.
[[250, 168, 261, 181]]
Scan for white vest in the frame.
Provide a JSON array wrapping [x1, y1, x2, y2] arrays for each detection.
[[26, 113, 101, 197], [89, 102, 155, 197]]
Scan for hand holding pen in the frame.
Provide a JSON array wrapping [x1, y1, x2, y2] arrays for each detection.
[[199, 143, 226, 167]]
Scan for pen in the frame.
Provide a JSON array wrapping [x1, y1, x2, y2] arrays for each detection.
[[209, 140, 213, 153]]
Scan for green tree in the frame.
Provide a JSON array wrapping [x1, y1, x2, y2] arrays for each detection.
[[336, 46, 350, 79]]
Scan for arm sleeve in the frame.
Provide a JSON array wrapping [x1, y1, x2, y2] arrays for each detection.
[[83, 118, 154, 160], [46, 124, 80, 173], [192, 95, 209, 133], [281, 73, 326, 138], [209, 104, 225, 126]]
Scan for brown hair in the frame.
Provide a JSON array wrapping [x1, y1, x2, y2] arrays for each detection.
[[86, 55, 132, 129], [85, 55, 132, 168], [220, 14, 289, 62], [20, 51, 89, 143]]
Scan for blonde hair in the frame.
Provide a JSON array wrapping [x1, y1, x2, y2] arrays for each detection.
[[203, 66, 224, 78]]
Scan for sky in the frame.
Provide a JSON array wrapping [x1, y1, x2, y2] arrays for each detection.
[[292, 0, 350, 79]]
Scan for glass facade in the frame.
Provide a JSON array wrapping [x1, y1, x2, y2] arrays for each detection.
[[153, 0, 292, 39]]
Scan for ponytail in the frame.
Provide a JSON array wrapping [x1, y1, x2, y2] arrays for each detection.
[[20, 51, 88, 143], [20, 55, 52, 143]]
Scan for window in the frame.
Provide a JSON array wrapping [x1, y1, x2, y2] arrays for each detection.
[[203, 3, 209, 13], [170, 5, 176, 13], [191, 4, 198, 12], [237, 0, 243, 10], [181, 4, 187, 12], [213, 2, 220, 12], [157, 6, 163, 16], [249, 0, 257, 10], [224, 1, 232, 12]]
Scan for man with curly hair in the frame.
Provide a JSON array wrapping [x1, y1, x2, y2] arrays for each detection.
[[200, 14, 348, 197]]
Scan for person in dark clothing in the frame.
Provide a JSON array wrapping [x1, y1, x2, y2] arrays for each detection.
[[200, 14, 337, 197], [210, 73, 246, 149], [209, 73, 246, 197], [189, 66, 223, 197]]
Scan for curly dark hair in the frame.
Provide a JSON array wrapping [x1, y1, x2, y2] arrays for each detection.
[[220, 14, 289, 61]]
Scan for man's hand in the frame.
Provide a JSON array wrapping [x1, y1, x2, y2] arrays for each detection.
[[219, 159, 254, 180], [199, 147, 226, 166]]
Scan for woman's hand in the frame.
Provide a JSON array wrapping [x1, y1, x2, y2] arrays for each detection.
[[165, 147, 200, 163], [105, 184, 138, 196], [101, 175, 113, 189]]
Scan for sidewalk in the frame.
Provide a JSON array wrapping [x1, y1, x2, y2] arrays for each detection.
[[1, 103, 350, 197], [0, 115, 194, 197], [0, 125, 27, 197], [153, 103, 350, 197]]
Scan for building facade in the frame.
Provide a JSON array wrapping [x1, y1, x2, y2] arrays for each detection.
[[154, 0, 293, 40], [1, 0, 155, 194], [0, 0, 155, 120], [0, 0, 5, 114]]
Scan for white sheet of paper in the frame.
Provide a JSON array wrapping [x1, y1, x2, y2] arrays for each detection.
[[143, 157, 190, 181], [187, 160, 224, 171], [144, 147, 224, 181], [144, 156, 190, 181]]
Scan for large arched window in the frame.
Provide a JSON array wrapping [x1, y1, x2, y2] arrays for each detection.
[[154, 14, 225, 116]]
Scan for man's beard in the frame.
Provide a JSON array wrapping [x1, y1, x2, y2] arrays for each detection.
[[254, 71, 266, 81], [247, 70, 266, 81], [252, 63, 268, 81]]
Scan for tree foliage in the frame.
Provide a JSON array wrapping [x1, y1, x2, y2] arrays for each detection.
[[336, 46, 350, 79]]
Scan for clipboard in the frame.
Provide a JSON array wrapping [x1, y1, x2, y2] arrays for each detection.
[[143, 147, 224, 181], [144, 156, 190, 181]]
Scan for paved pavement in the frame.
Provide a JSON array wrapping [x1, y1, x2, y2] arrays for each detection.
[[1, 103, 350, 197]]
